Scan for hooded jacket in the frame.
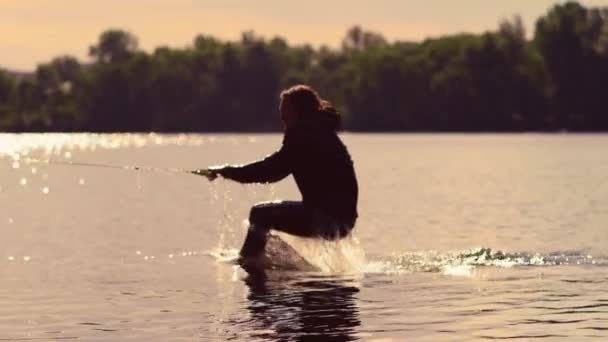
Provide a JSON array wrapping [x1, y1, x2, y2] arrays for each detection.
[[217, 111, 358, 224]]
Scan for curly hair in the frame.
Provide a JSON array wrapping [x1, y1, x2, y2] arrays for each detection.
[[280, 85, 340, 130]]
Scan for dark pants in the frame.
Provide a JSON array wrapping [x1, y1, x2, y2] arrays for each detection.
[[240, 201, 354, 258]]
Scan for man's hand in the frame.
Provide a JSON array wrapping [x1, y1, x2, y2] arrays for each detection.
[[192, 167, 220, 181]]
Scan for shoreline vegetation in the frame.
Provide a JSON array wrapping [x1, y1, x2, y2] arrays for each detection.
[[1, 2, 607, 133]]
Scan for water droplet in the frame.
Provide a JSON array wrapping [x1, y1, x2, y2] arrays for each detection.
[[64, 151, 72, 159], [31, 167, 37, 174], [7, 218, 14, 224], [23, 256, 31, 262], [12, 161, 20, 169], [181, 252, 187, 257], [19, 178, 27, 186], [135, 250, 141, 255], [79, 178, 85, 185], [168, 254, 174, 259], [144, 256, 149, 260], [150, 256, 155, 260], [42, 187, 49, 194], [7, 256, 14, 261]]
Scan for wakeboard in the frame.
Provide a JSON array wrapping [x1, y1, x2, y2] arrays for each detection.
[[209, 231, 318, 272]]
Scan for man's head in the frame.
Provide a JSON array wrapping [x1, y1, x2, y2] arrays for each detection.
[[279, 85, 341, 131], [279, 85, 322, 129]]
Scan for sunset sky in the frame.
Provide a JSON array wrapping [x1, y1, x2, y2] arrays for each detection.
[[2, 0, 606, 71]]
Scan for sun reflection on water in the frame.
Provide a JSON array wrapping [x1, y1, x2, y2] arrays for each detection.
[[0, 133, 223, 158], [0, 133, 238, 193]]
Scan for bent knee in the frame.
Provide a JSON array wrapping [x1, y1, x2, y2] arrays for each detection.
[[249, 203, 272, 226]]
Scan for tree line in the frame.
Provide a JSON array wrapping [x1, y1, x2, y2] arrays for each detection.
[[1, 2, 607, 132]]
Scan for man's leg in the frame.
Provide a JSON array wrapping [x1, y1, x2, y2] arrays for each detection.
[[239, 224, 270, 258], [240, 201, 313, 258]]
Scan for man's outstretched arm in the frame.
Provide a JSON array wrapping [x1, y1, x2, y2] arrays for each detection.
[[206, 147, 291, 184]]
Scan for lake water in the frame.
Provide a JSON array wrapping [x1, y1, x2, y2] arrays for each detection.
[[1, 133, 607, 341]]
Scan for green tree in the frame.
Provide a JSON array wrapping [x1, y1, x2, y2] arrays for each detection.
[[0, 70, 17, 129], [0, 70, 15, 105], [89, 29, 139, 64], [3, 2, 608, 132], [535, 2, 608, 129], [342, 26, 388, 52]]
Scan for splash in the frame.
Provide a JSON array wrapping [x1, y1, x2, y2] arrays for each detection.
[[208, 247, 239, 264], [209, 231, 366, 274], [209, 240, 606, 278], [365, 247, 605, 276], [272, 231, 366, 274]]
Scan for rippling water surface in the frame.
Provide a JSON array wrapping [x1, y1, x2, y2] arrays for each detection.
[[1, 133, 607, 341]]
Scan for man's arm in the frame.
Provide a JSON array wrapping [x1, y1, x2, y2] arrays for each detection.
[[212, 146, 291, 184]]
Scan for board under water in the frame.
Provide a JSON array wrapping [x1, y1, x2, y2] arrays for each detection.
[[209, 230, 365, 273]]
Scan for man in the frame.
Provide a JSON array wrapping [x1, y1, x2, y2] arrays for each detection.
[[197, 85, 358, 266]]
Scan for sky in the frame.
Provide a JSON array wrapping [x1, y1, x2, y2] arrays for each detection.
[[1, 0, 607, 71]]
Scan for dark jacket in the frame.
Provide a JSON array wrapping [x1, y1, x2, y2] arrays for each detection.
[[218, 115, 358, 224]]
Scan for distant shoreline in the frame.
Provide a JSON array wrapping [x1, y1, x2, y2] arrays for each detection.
[[1, 3, 607, 133], [2, 130, 608, 135]]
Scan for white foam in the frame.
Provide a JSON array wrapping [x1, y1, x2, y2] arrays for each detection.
[[441, 265, 474, 277], [272, 231, 366, 274]]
